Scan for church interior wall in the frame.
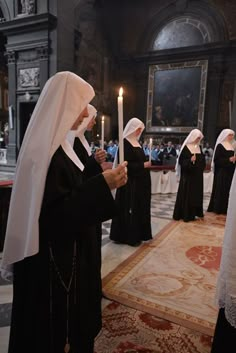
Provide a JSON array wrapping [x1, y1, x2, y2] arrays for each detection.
[[98, 0, 236, 146], [72, 0, 118, 140], [56, 0, 76, 72], [0, 0, 236, 170]]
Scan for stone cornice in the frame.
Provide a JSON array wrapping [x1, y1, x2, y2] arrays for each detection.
[[120, 40, 236, 64], [0, 13, 57, 36]]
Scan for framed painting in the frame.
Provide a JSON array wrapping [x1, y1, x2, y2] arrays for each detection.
[[146, 60, 208, 133]]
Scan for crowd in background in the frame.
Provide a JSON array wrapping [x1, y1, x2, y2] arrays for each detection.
[[89, 137, 215, 167]]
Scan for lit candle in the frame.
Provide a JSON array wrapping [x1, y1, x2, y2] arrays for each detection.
[[149, 138, 153, 162], [229, 101, 232, 128], [101, 115, 105, 150], [118, 87, 124, 163], [193, 144, 197, 165]]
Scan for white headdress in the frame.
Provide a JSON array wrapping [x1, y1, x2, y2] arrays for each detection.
[[113, 117, 144, 168], [175, 129, 204, 177], [123, 117, 145, 144], [1, 72, 94, 278], [211, 128, 235, 171], [66, 104, 97, 155], [74, 104, 97, 156]]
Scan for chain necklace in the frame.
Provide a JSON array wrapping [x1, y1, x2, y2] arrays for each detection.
[[49, 241, 77, 353]]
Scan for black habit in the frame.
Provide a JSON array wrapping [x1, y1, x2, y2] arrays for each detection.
[[211, 308, 236, 353], [207, 144, 235, 214], [8, 146, 115, 353], [173, 145, 206, 222], [110, 139, 152, 246], [73, 136, 103, 273], [73, 137, 103, 178]]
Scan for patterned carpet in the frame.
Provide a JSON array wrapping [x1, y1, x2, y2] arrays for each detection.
[[95, 301, 212, 353], [102, 193, 211, 240], [0, 192, 214, 353], [102, 213, 225, 336]]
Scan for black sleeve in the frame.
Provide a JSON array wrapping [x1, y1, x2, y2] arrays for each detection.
[[83, 155, 103, 178], [179, 146, 206, 173], [179, 146, 193, 171], [123, 140, 145, 176], [214, 144, 233, 168], [40, 149, 116, 235], [179, 146, 205, 172]]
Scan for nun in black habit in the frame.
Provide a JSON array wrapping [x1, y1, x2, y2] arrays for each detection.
[[110, 117, 152, 246], [207, 128, 236, 214], [173, 129, 206, 222], [0, 72, 128, 353], [67, 103, 107, 291], [68, 104, 106, 179]]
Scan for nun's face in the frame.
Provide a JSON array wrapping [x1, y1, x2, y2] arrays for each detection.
[[192, 136, 201, 144], [226, 133, 235, 142], [135, 127, 143, 136], [71, 106, 89, 130]]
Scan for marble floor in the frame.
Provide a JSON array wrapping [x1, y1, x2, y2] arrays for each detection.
[[0, 192, 211, 353]]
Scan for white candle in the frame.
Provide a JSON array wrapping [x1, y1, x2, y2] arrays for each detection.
[[193, 144, 197, 165], [101, 115, 105, 150], [229, 101, 232, 128], [149, 138, 153, 162], [118, 87, 124, 163]]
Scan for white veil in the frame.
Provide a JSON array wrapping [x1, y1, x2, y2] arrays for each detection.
[[1, 71, 94, 279], [74, 104, 97, 156], [211, 129, 235, 171], [175, 129, 203, 177], [123, 117, 144, 145], [113, 117, 144, 168]]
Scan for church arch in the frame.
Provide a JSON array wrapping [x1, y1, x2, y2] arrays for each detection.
[[153, 17, 210, 50], [138, 1, 229, 52]]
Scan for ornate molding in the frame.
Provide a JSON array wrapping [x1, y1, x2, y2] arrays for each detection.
[[6, 50, 17, 64], [18, 49, 38, 62], [36, 46, 49, 60], [0, 13, 57, 36]]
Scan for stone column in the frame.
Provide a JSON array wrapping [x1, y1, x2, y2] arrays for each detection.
[[6, 50, 17, 166], [203, 55, 224, 145], [37, 46, 49, 90]]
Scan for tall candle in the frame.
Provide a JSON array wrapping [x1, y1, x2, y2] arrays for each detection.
[[118, 87, 124, 163], [229, 101, 232, 128], [101, 115, 105, 150], [149, 138, 153, 162]]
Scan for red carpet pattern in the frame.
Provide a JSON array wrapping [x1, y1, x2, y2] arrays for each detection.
[[103, 214, 225, 336], [95, 301, 213, 353]]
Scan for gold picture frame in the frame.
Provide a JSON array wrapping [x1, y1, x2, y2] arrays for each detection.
[[146, 60, 208, 133]]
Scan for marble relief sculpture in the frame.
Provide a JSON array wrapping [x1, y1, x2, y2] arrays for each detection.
[[21, 0, 35, 15], [18, 68, 40, 88]]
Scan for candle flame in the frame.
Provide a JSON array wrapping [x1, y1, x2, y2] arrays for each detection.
[[119, 87, 123, 97], [102, 115, 105, 122]]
